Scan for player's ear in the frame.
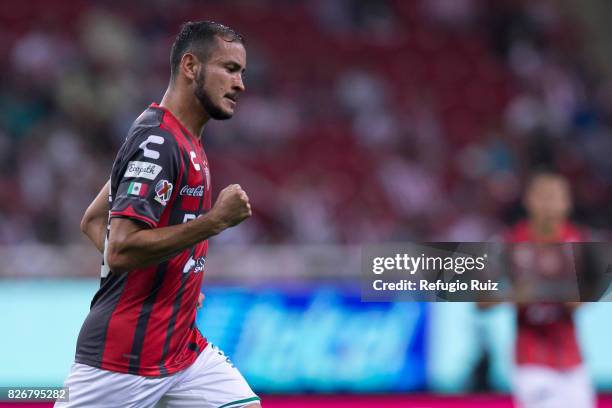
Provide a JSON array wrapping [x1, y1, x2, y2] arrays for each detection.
[[180, 52, 199, 81]]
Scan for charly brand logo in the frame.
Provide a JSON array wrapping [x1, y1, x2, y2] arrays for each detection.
[[138, 134, 165, 159], [124, 161, 162, 180], [190, 151, 201, 171], [183, 256, 206, 274], [180, 185, 204, 197]]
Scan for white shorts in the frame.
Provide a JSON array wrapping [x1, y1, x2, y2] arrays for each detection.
[[54, 343, 259, 408], [513, 365, 595, 408]]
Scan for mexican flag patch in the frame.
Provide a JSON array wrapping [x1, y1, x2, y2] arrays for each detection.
[[128, 181, 148, 196]]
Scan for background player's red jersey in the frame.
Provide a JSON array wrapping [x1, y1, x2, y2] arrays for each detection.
[[507, 220, 585, 369], [75, 104, 211, 376]]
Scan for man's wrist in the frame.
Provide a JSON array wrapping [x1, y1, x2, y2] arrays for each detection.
[[198, 210, 227, 236]]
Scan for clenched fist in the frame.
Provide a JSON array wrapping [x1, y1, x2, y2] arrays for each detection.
[[210, 184, 252, 230]]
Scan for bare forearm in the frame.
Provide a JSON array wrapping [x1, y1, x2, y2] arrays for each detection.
[[107, 212, 226, 273], [88, 221, 107, 253], [81, 180, 111, 253]]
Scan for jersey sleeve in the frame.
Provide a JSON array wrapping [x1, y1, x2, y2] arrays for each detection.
[[109, 129, 181, 228]]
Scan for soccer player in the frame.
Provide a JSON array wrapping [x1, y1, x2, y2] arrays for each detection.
[[55, 21, 261, 408], [492, 173, 595, 408]]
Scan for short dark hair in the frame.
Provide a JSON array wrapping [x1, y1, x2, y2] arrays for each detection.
[[170, 21, 244, 78]]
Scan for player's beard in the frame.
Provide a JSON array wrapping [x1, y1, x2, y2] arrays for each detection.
[[194, 68, 232, 120]]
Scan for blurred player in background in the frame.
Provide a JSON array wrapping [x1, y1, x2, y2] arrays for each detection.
[[55, 21, 261, 408], [487, 172, 595, 408]]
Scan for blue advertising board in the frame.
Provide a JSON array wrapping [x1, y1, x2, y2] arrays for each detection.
[[196, 285, 427, 392]]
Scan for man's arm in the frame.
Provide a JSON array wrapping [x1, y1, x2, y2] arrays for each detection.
[[81, 180, 111, 253], [107, 184, 251, 273]]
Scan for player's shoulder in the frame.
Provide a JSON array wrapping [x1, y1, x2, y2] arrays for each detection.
[[562, 222, 588, 242], [119, 106, 184, 159], [505, 220, 588, 242], [126, 107, 176, 144], [505, 220, 530, 243]]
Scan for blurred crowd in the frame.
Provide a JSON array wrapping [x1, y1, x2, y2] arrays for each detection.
[[1, 0, 611, 247]]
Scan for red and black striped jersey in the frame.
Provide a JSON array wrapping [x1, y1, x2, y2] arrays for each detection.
[[75, 103, 210, 377], [507, 220, 585, 369]]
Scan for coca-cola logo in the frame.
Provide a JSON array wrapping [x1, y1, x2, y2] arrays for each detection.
[[180, 185, 204, 197]]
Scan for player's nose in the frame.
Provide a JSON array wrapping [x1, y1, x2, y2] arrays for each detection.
[[233, 75, 245, 93]]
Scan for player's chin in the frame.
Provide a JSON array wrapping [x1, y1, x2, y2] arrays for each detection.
[[208, 103, 234, 120], [218, 102, 236, 119], [219, 108, 235, 120]]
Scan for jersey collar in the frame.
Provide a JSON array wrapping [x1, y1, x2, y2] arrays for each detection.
[[150, 103, 200, 144]]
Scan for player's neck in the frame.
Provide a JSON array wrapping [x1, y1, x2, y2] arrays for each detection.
[[528, 219, 564, 240], [159, 88, 209, 139]]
